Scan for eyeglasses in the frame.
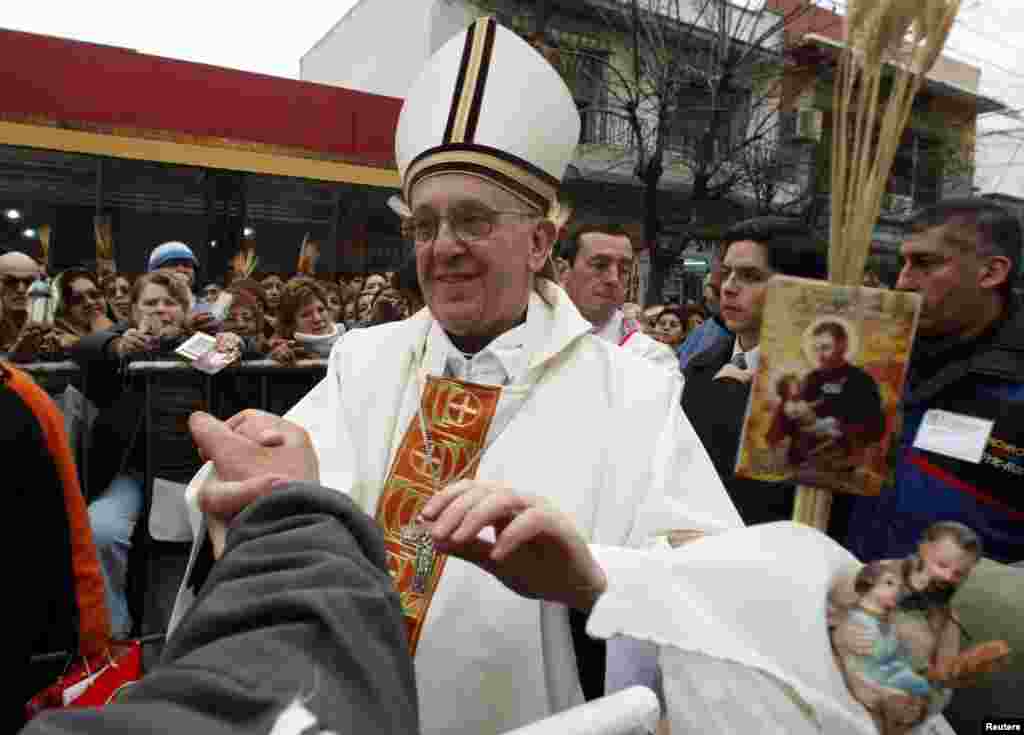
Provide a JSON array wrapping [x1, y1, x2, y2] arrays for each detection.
[[407, 205, 540, 245], [2, 275, 37, 290]]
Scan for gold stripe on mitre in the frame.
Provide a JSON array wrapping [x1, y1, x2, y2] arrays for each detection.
[[447, 19, 494, 144], [404, 145, 560, 216]]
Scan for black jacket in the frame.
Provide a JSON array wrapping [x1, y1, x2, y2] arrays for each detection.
[[846, 297, 1024, 563], [681, 335, 795, 525], [70, 326, 199, 501], [21, 486, 420, 735]]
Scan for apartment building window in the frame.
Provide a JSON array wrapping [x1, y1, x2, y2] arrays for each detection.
[[668, 83, 751, 156]]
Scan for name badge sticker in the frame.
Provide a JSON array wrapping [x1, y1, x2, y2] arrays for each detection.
[[913, 409, 995, 464]]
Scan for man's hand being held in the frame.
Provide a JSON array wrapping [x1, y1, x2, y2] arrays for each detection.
[[189, 410, 319, 558]]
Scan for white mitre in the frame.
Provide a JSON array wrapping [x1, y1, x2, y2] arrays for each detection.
[[395, 17, 580, 217]]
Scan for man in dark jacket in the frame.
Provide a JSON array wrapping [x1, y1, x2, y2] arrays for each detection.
[[845, 197, 1024, 565], [681, 217, 828, 525], [21, 417, 419, 735]]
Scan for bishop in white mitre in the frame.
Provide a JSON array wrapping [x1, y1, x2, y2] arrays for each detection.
[[170, 17, 739, 735]]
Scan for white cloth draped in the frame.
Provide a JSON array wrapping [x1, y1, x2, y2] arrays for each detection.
[[589, 522, 956, 735]]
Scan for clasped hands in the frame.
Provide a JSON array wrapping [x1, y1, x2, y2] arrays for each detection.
[[188, 410, 607, 612]]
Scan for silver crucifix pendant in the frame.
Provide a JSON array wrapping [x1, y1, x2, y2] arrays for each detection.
[[401, 519, 435, 594]]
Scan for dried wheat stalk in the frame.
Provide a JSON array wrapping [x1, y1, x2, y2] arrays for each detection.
[[796, 0, 960, 531], [829, 0, 960, 285]]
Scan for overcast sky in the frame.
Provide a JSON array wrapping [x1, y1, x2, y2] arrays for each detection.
[[3, 0, 1022, 197]]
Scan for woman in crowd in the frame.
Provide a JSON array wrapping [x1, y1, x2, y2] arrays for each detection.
[[102, 273, 133, 324], [50, 268, 115, 353], [642, 304, 665, 336], [362, 272, 388, 296], [220, 282, 269, 356], [69, 271, 196, 637], [268, 278, 344, 363], [343, 301, 357, 328], [320, 280, 345, 326], [345, 273, 365, 297], [355, 289, 377, 325], [651, 305, 689, 353], [681, 303, 707, 334], [259, 272, 285, 334]]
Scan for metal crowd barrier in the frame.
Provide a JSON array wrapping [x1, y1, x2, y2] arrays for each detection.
[[16, 360, 84, 397]]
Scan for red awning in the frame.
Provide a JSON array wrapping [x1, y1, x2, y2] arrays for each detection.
[[0, 28, 402, 170]]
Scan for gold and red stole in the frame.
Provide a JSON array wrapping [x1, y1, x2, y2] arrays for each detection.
[[374, 375, 502, 654]]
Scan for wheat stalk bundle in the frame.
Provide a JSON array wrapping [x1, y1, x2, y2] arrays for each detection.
[[828, 0, 959, 285], [231, 241, 259, 280], [296, 233, 320, 277], [795, 0, 960, 530], [94, 215, 114, 262], [38, 224, 52, 270]]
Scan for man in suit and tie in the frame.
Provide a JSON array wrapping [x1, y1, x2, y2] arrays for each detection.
[[681, 217, 828, 525]]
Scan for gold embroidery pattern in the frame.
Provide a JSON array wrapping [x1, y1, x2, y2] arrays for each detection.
[[374, 376, 502, 655]]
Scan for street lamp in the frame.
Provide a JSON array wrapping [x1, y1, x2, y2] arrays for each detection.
[[5, 208, 21, 221]]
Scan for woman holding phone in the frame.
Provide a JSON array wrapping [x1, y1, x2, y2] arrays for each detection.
[[68, 271, 197, 637]]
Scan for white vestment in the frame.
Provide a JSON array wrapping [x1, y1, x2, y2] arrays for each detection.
[[171, 280, 740, 735], [588, 523, 956, 735]]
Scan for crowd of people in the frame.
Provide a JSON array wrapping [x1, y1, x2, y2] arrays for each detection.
[[0, 242, 424, 365], [1, 240, 428, 656]]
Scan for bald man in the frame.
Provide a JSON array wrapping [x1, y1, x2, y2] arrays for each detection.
[[0, 252, 44, 352]]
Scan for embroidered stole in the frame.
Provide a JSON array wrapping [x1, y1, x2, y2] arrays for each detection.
[[374, 375, 502, 655]]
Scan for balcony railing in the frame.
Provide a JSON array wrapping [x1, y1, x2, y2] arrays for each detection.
[[579, 108, 640, 148]]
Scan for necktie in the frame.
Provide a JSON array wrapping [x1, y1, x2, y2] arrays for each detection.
[[732, 352, 748, 370]]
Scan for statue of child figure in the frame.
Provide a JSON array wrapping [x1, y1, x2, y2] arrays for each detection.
[[837, 560, 933, 706]]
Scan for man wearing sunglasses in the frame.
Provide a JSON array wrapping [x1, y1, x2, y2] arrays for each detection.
[[0, 250, 45, 353], [171, 18, 739, 735]]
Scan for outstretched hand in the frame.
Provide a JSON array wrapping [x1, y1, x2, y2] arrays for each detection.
[[189, 410, 319, 558], [420, 480, 607, 612]]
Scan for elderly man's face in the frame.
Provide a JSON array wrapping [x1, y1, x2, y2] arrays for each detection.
[[1, 261, 42, 314], [410, 174, 551, 337]]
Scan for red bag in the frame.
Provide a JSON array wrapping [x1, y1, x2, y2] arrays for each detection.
[[26, 641, 143, 718]]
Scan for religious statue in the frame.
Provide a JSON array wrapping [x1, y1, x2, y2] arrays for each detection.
[[828, 522, 1010, 735]]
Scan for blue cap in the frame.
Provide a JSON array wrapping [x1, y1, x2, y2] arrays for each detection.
[[148, 241, 198, 272]]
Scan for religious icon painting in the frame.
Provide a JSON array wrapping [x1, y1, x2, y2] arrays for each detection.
[[734, 276, 920, 496]]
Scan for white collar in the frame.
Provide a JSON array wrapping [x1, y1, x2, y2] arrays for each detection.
[[412, 280, 593, 383], [425, 309, 535, 387], [731, 340, 760, 372]]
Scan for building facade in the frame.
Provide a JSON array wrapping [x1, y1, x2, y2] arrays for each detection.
[[0, 28, 408, 280]]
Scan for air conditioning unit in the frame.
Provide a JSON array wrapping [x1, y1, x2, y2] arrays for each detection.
[[795, 109, 823, 142], [886, 194, 914, 213]]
